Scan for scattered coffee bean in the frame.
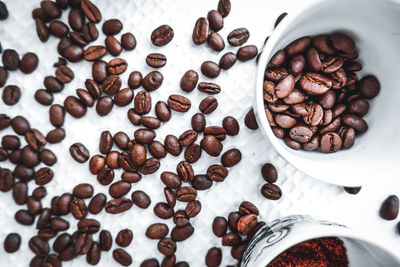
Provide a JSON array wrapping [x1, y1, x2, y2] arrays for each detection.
[[380, 195, 399, 220], [244, 108, 258, 130], [113, 248, 132, 266], [228, 28, 249, 47], [261, 183, 282, 200], [4, 233, 21, 253], [205, 247, 222, 267], [146, 53, 167, 68], [219, 52, 237, 70], [201, 61, 221, 78], [237, 45, 258, 61], [207, 10, 223, 31], [151, 25, 174, 46], [213, 216, 228, 237], [217, 0, 231, 17], [0, 0, 8, 20], [193, 17, 209, 45], [168, 94, 191, 112], [146, 223, 169, 240], [121, 32, 137, 50], [2, 85, 21, 105], [103, 19, 123, 35], [116, 229, 133, 247], [142, 71, 163, 91], [207, 32, 225, 52], [105, 35, 122, 56], [20, 52, 39, 74], [221, 148, 241, 167], [261, 163, 278, 183], [344, 187, 361, 195], [198, 82, 221, 95]]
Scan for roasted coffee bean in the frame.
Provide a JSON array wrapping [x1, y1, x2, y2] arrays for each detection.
[[239, 201, 259, 216], [173, 210, 189, 228], [76, 89, 94, 107], [134, 128, 156, 144], [102, 75, 121, 95], [163, 188, 176, 209], [70, 143, 90, 163], [198, 82, 221, 95], [222, 116, 239, 136], [69, 8, 83, 31], [78, 219, 100, 234], [0, 147, 7, 161], [228, 28, 249, 46], [221, 148, 242, 167], [0, 0, 8, 20], [116, 229, 133, 247], [126, 109, 141, 127], [290, 55, 305, 74], [92, 61, 107, 83], [54, 193, 73, 215], [218, 0, 231, 17], [87, 193, 106, 215], [141, 116, 161, 129], [203, 126, 226, 140], [64, 45, 83, 62], [157, 238, 176, 257], [141, 258, 160, 267], [348, 98, 369, 116], [183, 144, 201, 163], [261, 163, 278, 183], [67, 32, 86, 47], [12, 181, 28, 205], [27, 197, 42, 215], [344, 186, 362, 195], [53, 233, 72, 253], [21, 146, 40, 167], [85, 79, 101, 98], [285, 36, 311, 57], [231, 242, 248, 260], [201, 135, 222, 156], [190, 113, 206, 133], [118, 152, 137, 172], [177, 161, 194, 182], [126, 71, 142, 89], [109, 181, 131, 198], [121, 32, 136, 50], [49, 104, 65, 127], [261, 183, 282, 200], [205, 247, 222, 267], [81, 0, 101, 22], [44, 76, 64, 93], [98, 230, 112, 252], [106, 151, 120, 169], [98, 131, 112, 154], [106, 59, 128, 77], [34, 167, 53, 186], [97, 167, 114, 185], [2, 135, 20, 150], [151, 25, 174, 46], [38, 228, 56, 240], [131, 190, 151, 209], [46, 128, 65, 143], [146, 53, 167, 68], [342, 114, 368, 132], [29, 236, 49, 256], [163, 135, 181, 156], [142, 71, 163, 91], [96, 96, 114, 116], [222, 232, 241, 246], [113, 248, 132, 266], [201, 61, 221, 78], [171, 224, 194, 242], [41, 0, 61, 19], [2, 85, 21, 105], [207, 32, 225, 52], [134, 90, 152, 114], [380, 195, 399, 220], [20, 52, 39, 74], [244, 108, 258, 130], [70, 198, 87, 219], [59, 245, 78, 261], [129, 143, 146, 166], [193, 17, 209, 45], [191, 175, 213, 190], [105, 36, 122, 56], [4, 233, 21, 253], [161, 255, 176, 267], [161, 172, 182, 189], [87, 242, 100, 265], [168, 94, 191, 112], [289, 125, 313, 143], [213, 217, 228, 237], [329, 32, 355, 53], [359, 75, 380, 99], [179, 130, 198, 147], [185, 200, 201, 217], [274, 12, 288, 28], [176, 187, 197, 202], [148, 141, 166, 159], [73, 183, 94, 198], [146, 223, 169, 240], [112, 132, 129, 150], [13, 165, 35, 181], [299, 72, 332, 95], [219, 52, 237, 70], [0, 67, 8, 88], [114, 88, 134, 107], [49, 21, 69, 38], [180, 70, 198, 92], [237, 45, 258, 61], [64, 96, 86, 118], [36, 18, 49, 42], [207, 10, 223, 31], [207, 164, 228, 182], [140, 158, 160, 175], [57, 37, 72, 56], [154, 202, 174, 219], [15, 209, 34, 225], [284, 137, 301, 150], [102, 18, 122, 35], [0, 168, 13, 192], [0, 114, 11, 130], [2, 49, 19, 70]]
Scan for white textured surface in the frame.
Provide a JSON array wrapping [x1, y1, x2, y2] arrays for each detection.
[[0, 0, 399, 266]]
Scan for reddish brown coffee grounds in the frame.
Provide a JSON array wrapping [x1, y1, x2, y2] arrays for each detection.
[[267, 237, 349, 267]]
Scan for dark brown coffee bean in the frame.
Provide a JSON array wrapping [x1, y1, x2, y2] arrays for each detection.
[[380, 195, 399, 220], [219, 52, 237, 70], [2, 135, 20, 150], [329, 32, 355, 53], [204, 126, 226, 140], [76, 89, 94, 107], [312, 35, 336, 55], [239, 201, 259, 216], [176, 186, 197, 202], [146, 223, 169, 240], [134, 128, 156, 144], [15, 209, 34, 225], [64, 96, 86, 118], [162, 255, 176, 267], [44, 76, 64, 93], [237, 45, 258, 61], [0, 67, 8, 88], [13, 165, 35, 181], [289, 125, 313, 143], [0, 1, 8, 20], [134, 90, 152, 115], [29, 236, 49, 256], [140, 158, 160, 175], [99, 230, 112, 251], [201, 135, 222, 156], [2, 85, 21, 105], [261, 163, 278, 183], [20, 52, 39, 74], [154, 202, 174, 219], [218, 0, 231, 17], [102, 18, 122, 35], [185, 200, 201, 218], [207, 164, 228, 182], [157, 238, 176, 257], [0, 168, 14, 192], [114, 88, 133, 107], [120, 32, 136, 50], [85, 79, 101, 99], [116, 229, 133, 247], [32, 186, 46, 201], [179, 130, 198, 147], [213, 217, 228, 237], [81, 0, 101, 23], [221, 148, 242, 167], [140, 116, 160, 130], [89, 155, 105, 174], [198, 82, 221, 95], [207, 10, 223, 31], [289, 55, 305, 74], [205, 247, 222, 267], [348, 98, 369, 116], [142, 71, 163, 91], [78, 218, 100, 234], [172, 210, 189, 228], [91, 61, 107, 84], [151, 25, 174, 46], [344, 186, 362, 195], [221, 116, 239, 136], [73, 183, 94, 199], [129, 190, 150, 209], [48, 104, 65, 127], [299, 72, 332, 95], [102, 75, 122, 96], [359, 75, 380, 99], [118, 152, 137, 173], [68, 8, 83, 31], [98, 131, 112, 154], [34, 167, 53, 186], [244, 108, 258, 130], [193, 17, 209, 45], [2, 49, 19, 70], [207, 32, 225, 52], [171, 224, 194, 242], [176, 161, 194, 182], [12, 181, 28, 205], [146, 53, 167, 68], [70, 143, 90, 163], [161, 171, 182, 189], [320, 132, 343, 153], [36, 18, 49, 42], [49, 20, 69, 38], [180, 70, 198, 92], [50, 217, 70, 231], [261, 183, 282, 200], [53, 233, 72, 253], [64, 45, 83, 62], [4, 233, 21, 253], [97, 168, 114, 185], [342, 114, 368, 132], [59, 245, 78, 261], [86, 242, 100, 265], [285, 36, 311, 57], [168, 94, 191, 112], [46, 128, 65, 143], [189, 114, 206, 133], [105, 151, 119, 169], [191, 175, 213, 190], [109, 181, 131, 198], [70, 32, 89, 46], [96, 96, 114, 116], [184, 144, 202, 163], [201, 61, 221, 78], [222, 232, 241, 246], [140, 258, 160, 267], [163, 135, 181, 156], [228, 28, 249, 46], [70, 198, 87, 220], [21, 146, 40, 167], [113, 248, 132, 266], [105, 36, 122, 56], [87, 193, 106, 215]]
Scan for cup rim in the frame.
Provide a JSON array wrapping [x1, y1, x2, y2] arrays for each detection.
[[253, 0, 399, 187]]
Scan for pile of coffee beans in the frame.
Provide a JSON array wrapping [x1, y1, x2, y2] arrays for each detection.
[[207, 201, 262, 265], [263, 32, 380, 153]]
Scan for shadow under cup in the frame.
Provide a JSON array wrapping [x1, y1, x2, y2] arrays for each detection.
[[242, 215, 400, 266], [256, 0, 400, 186]]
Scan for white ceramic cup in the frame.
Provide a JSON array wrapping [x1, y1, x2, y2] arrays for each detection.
[[254, 0, 400, 186], [242, 215, 400, 266]]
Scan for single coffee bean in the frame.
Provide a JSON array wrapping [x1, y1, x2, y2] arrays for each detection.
[[15, 209, 34, 225], [53, 233, 72, 253], [193, 17, 209, 45], [176, 186, 197, 202], [237, 45, 258, 61], [2, 85, 21, 105], [20, 52, 39, 74], [207, 10, 223, 31], [34, 167, 54, 186], [139, 158, 160, 175], [154, 202, 174, 219], [191, 113, 206, 133], [115, 88, 134, 107], [179, 130, 198, 147], [12, 181, 28, 205], [222, 232, 241, 246], [151, 25, 174, 46], [222, 116, 239, 136], [44, 76, 64, 93], [134, 128, 156, 144], [201, 61, 221, 78], [201, 135, 222, 156], [261, 183, 282, 200], [29, 236, 49, 256], [131, 190, 151, 209], [81, 0, 101, 23], [0, 168, 14, 192], [96, 167, 114, 185], [102, 75, 122, 95], [113, 248, 132, 266], [161, 171, 182, 189], [285, 36, 311, 57], [70, 198, 87, 220], [348, 98, 369, 116], [342, 114, 368, 132], [21, 146, 40, 167], [158, 238, 176, 256], [380, 195, 399, 220], [221, 148, 242, 167], [146, 223, 169, 240], [102, 18, 122, 35], [228, 28, 249, 46], [41, 0, 61, 19], [73, 183, 94, 198], [164, 188, 176, 208], [218, 0, 231, 17], [99, 230, 112, 251], [183, 144, 201, 163], [191, 175, 213, 190], [118, 152, 137, 172], [162, 255, 176, 267], [171, 224, 194, 242], [49, 20, 69, 38], [113, 132, 129, 150], [142, 71, 164, 91], [207, 164, 228, 182], [239, 201, 259, 216], [64, 96, 86, 118], [320, 132, 342, 153], [86, 242, 100, 265], [46, 128, 65, 143], [2, 49, 19, 70], [141, 258, 160, 267], [207, 32, 225, 52], [329, 32, 355, 53], [359, 75, 380, 99], [219, 52, 237, 70], [180, 70, 199, 92], [109, 181, 131, 198], [0, 66, 8, 87], [261, 163, 278, 183], [134, 90, 152, 115], [49, 104, 65, 127], [36, 18, 49, 42], [96, 96, 114, 116], [78, 218, 100, 233], [27, 196, 42, 215], [185, 200, 201, 217], [164, 135, 181, 156], [168, 94, 191, 112], [198, 82, 221, 94], [70, 143, 90, 163], [105, 35, 122, 56], [107, 58, 128, 76], [2, 135, 20, 150], [244, 109, 258, 130], [92, 60, 107, 83], [205, 247, 222, 267], [68, 8, 83, 31], [344, 186, 362, 195], [76, 89, 94, 107], [87, 193, 106, 215], [176, 161, 195, 183], [141, 116, 161, 129], [121, 32, 136, 50], [173, 210, 189, 228], [116, 229, 133, 247], [289, 125, 313, 143], [99, 131, 113, 154], [64, 45, 83, 62], [4, 233, 21, 253], [213, 217, 228, 237], [85, 79, 101, 98], [146, 53, 167, 68]]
